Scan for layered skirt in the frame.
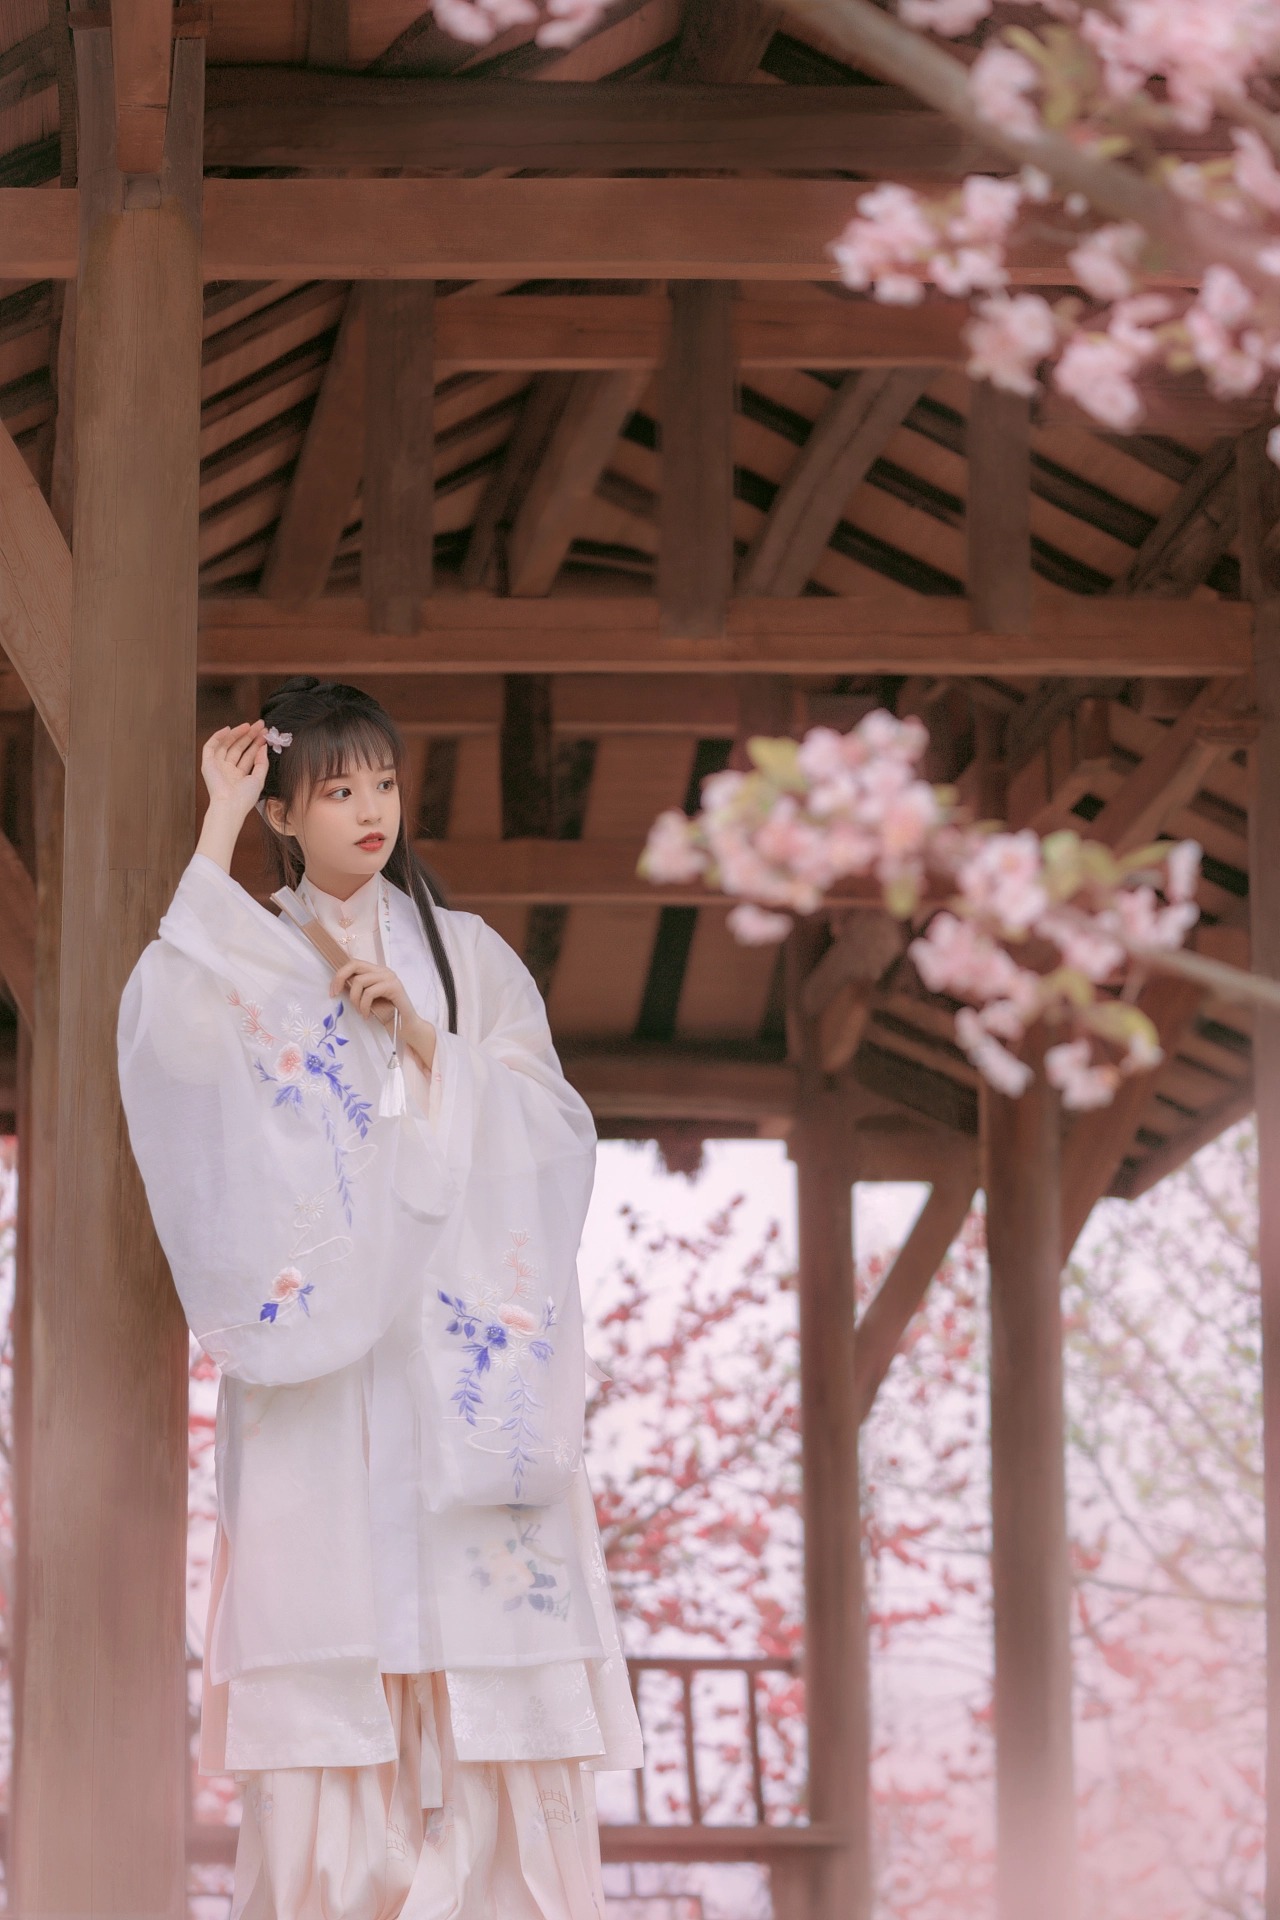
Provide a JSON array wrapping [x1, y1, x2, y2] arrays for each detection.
[[230, 1670, 609, 1920]]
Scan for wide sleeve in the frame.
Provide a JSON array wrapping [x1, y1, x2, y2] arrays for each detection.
[[406, 917, 599, 1513], [117, 855, 459, 1388]]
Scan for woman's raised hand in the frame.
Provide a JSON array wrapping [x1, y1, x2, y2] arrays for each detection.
[[201, 720, 269, 822]]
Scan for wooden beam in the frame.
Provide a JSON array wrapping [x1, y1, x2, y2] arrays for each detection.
[[109, 0, 172, 178], [202, 71, 988, 174], [363, 281, 433, 635], [660, 282, 735, 640], [461, 375, 573, 591], [798, 910, 902, 1076], [413, 837, 885, 907], [852, 1169, 976, 1422], [260, 286, 364, 603], [4, 179, 1183, 283], [10, 26, 201, 1920], [982, 1060, 1079, 1920], [0, 415, 70, 757], [508, 371, 647, 598], [434, 292, 968, 372], [0, 829, 35, 1025], [967, 382, 1031, 635], [739, 369, 931, 597], [196, 593, 1255, 678], [562, 1046, 796, 1124]]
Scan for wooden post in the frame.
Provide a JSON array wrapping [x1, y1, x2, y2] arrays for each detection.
[[10, 26, 203, 1920], [659, 280, 735, 640], [967, 381, 1031, 635], [1239, 425, 1280, 1917], [786, 922, 872, 1920], [364, 280, 434, 635], [982, 1058, 1079, 1920]]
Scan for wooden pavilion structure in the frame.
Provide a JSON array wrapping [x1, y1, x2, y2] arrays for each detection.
[[0, 2, 1274, 1917]]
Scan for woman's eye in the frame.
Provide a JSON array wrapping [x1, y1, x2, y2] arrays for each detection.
[[379, 779, 396, 791]]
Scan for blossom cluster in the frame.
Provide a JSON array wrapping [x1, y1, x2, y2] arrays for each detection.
[[827, 1, 1280, 453], [430, 0, 609, 47], [640, 712, 1203, 1110]]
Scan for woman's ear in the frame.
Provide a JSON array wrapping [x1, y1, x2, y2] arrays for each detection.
[[263, 795, 290, 836]]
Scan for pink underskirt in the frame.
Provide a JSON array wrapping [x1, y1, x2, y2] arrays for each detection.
[[229, 1671, 607, 1920]]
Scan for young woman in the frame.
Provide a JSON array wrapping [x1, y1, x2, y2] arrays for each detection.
[[117, 676, 643, 1920]]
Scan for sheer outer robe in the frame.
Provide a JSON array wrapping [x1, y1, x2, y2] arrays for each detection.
[[117, 855, 643, 1774]]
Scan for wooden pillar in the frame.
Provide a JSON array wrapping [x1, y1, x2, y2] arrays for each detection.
[[10, 717, 62, 1885], [659, 280, 735, 640], [1239, 426, 1280, 1916], [364, 280, 434, 635], [982, 1060, 1078, 1920], [11, 26, 203, 1920], [786, 941, 872, 1920]]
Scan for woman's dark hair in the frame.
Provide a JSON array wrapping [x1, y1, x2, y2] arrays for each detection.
[[257, 676, 458, 1034]]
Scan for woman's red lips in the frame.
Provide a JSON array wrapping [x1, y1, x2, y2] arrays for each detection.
[[357, 833, 385, 848]]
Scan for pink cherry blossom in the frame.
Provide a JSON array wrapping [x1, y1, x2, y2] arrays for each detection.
[[726, 903, 794, 946], [968, 46, 1041, 139], [900, 0, 993, 33], [955, 1008, 1034, 1097], [1067, 223, 1146, 303], [641, 810, 707, 884], [1045, 1040, 1121, 1111], [964, 294, 1059, 396], [1232, 128, 1280, 214], [957, 831, 1048, 934], [1081, 0, 1280, 131], [1165, 840, 1202, 904], [1052, 334, 1144, 430]]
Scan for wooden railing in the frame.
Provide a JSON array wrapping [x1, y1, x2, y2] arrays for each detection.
[[186, 1651, 844, 1873]]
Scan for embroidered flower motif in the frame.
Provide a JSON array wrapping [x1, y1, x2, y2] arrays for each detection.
[[243, 1000, 374, 1227], [226, 988, 275, 1049], [259, 1265, 314, 1324], [437, 1229, 561, 1501], [465, 1512, 570, 1619]]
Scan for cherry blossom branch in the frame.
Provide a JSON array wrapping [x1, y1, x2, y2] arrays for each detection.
[[637, 710, 1270, 1110]]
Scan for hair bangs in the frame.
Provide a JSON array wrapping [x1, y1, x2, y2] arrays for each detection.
[[290, 706, 402, 797]]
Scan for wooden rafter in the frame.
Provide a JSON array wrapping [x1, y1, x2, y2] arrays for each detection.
[[0, 829, 36, 1027], [967, 382, 1030, 635], [739, 369, 932, 597], [260, 286, 364, 603], [1088, 674, 1243, 853], [668, 0, 782, 80], [1110, 438, 1238, 595], [0, 416, 69, 758], [508, 371, 648, 598], [461, 375, 573, 591], [852, 1166, 978, 1422]]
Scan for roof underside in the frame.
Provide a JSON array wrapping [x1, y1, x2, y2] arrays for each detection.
[[0, 0, 1257, 1196]]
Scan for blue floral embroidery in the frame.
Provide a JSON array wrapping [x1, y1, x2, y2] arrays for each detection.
[[242, 1001, 374, 1228], [437, 1231, 557, 1502], [465, 1512, 571, 1619]]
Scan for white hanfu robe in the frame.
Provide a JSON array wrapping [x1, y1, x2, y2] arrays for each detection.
[[117, 853, 642, 1918]]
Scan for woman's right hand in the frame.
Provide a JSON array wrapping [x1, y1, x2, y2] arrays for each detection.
[[201, 720, 269, 822]]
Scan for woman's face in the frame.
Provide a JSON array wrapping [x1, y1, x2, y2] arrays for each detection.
[[265, 756, 402, 897]]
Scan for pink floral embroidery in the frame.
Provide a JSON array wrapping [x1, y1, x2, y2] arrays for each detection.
[[260, 1264, 314, 1323], [275, 1044, 304, 1080], [226, 988, 275, 1049]]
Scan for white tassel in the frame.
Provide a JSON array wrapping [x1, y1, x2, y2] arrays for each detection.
[[378, 1008, 409, 1118]]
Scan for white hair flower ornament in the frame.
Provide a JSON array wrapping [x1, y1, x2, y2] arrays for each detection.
[[263, 727, 293, 754]]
